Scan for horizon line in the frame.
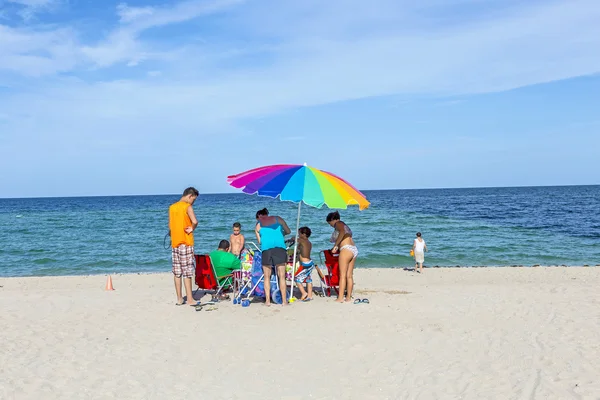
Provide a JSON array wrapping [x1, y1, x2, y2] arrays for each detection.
[[1, 183, 598, 200]]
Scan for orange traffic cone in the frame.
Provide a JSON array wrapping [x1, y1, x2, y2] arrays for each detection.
[[105, 275, 115, 291]]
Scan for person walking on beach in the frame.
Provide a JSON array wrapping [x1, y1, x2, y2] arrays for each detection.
[[412, 232, 427, 274], [255, 208, 291, 306], [327, 211, 358, 303], [169, 187, 199, 306]]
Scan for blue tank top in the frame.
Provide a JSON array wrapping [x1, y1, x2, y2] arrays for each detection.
[[259, 220, 286, 251]]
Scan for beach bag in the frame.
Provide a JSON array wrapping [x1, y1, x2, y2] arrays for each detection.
[[410, 250, 415, 257], [251, 251, 265, 297], [239, 249, 253, 284]]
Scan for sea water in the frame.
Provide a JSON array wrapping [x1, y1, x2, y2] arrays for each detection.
[[1, 185, 599, 277]]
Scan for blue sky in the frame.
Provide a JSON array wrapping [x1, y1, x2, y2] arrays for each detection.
[[0, 0, 599, 198]]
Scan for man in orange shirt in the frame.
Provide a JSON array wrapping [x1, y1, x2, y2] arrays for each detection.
[[169, 187, 199, 305]]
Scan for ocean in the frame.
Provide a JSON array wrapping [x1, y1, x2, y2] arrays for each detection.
[[1, 185, 599, 277]]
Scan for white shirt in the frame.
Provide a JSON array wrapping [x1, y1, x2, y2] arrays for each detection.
[[414, 238, 426, 252]]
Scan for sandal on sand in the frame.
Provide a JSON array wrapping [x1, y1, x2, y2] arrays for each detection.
[[353, 298, 370, 304], [302, 298, 313, 302], [353, 298, 362, 304], [361, 298, 370, 304], [194, 301, 215, 308]]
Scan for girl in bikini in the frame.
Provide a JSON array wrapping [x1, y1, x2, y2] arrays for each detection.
[[326, 211, 358, 303]]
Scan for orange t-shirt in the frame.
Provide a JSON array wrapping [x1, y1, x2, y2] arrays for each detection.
[[169, 201, 194, 247]]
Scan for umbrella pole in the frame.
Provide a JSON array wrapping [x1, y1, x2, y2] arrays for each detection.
[[289, 201, 301, 300]]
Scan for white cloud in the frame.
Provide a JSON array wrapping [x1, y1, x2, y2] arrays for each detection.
[[0, 25, 79, 76], [79, 30, 141, 68], [123, 0, 244, 31], [0, 0, 242, 77], [116, 3, 155, 23], [79, 0, 242, 68], [0, 0, 599, 144], [5, 0, 61, 20]]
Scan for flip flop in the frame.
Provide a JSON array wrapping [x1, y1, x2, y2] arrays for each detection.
[[194, 301, 215, 307], [361, 298, 370, 304], [175, 302, 184, 306], [302, 298, 313, 302], [353, 298, 362, 304]]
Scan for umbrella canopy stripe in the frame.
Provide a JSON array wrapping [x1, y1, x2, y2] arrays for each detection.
[[307, 167, 347, 209], [298, 167, 327, 207], [249, 166, 302, 197], [318, 168, 367, 198], [280, 167, 312, 203], [235, 166, 299, 195], [313, 168, 370, 210], [227, 164, 296, 188]]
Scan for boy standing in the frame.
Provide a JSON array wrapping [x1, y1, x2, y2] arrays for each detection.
[[294, 227, 315, 302], [169, 187, 199, 306], [229, 222, 245, 257]]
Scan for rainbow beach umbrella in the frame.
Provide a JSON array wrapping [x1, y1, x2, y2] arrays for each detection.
[[227, 163, 370, 299], [227, 163, 370, 210]]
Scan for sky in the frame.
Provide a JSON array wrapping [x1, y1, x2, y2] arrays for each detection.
[[0, 0, 599, 198]]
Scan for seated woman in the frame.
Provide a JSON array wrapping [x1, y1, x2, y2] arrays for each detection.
[[255, 208, 291, 306], [326, 211, 358, 303]]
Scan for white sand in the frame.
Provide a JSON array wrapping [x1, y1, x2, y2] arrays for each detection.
[[1, 267, 599, 400]]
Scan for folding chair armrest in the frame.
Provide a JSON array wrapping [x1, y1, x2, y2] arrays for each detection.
[[246, 242, 260, 252], [314, 264, 326, 280]]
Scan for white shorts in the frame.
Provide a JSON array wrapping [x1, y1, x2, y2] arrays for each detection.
[[414, 251, 425, 264]]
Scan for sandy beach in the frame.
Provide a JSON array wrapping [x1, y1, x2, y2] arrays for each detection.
[[1, 267, 599, 400]]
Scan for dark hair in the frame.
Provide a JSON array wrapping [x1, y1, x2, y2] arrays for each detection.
[[183, 187, 199, 197], [255, 208, 269, 219], [233, 222, 241, 228], [416, 232, 422, 237], [218, 239, 230, 250], [326, 211, 340, 222], [299, 226, 312, 238]]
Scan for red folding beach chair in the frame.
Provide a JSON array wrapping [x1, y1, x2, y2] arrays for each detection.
[[317, 250, 340, 297], [194, 254, 233, 300]]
